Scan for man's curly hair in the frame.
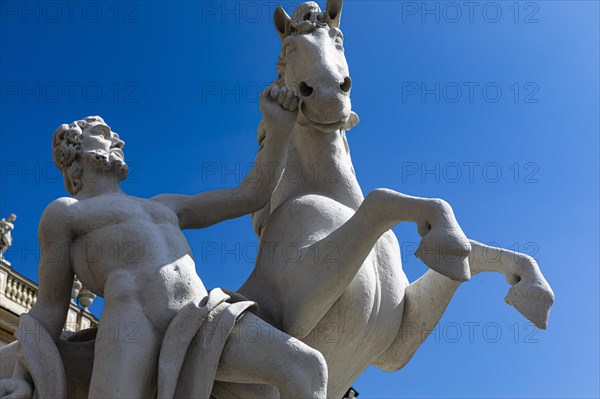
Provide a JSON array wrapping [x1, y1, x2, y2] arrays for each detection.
[[52, 116, 106, 196]]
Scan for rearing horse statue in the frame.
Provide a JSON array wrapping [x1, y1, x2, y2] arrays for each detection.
[[231, 1, 555, 397]]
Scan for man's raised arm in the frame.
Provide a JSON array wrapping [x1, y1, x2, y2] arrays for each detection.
[[153, 84, 298, 230]]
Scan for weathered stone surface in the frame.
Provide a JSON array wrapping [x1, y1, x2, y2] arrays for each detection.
[[0, 1, 554, 398]]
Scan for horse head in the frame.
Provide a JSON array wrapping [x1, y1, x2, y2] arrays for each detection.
[[273, 0, 359, 133]]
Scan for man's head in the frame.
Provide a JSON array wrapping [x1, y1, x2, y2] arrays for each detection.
[[52, 116, 127, 196]]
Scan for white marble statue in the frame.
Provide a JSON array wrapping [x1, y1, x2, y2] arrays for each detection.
[[0, 214, 16, 259], [212, 1, 554, 398], [0, 89, 328, 398], [0, 1, 555, 398]]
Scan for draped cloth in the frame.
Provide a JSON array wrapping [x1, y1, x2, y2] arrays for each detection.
[[12, 288, 256, 399], [157, 288, 257, 399]]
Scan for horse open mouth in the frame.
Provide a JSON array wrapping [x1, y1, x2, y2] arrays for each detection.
[[307, 118, 348, 131], [300, 102, 349, 131]]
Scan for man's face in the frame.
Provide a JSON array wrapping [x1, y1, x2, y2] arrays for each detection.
[[81, 122, 125, 167], [79, 121, 128, 183]]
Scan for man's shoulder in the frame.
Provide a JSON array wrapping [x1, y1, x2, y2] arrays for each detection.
[[40, 197, 78, 229], [46, 197, 78, 212]]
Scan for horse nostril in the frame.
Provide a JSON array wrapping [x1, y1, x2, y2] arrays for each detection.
[[299, 81, 314, 97], [340, 77, 352, 93]]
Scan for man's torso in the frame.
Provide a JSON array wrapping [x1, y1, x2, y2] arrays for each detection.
[[66, 192, 207, 331]]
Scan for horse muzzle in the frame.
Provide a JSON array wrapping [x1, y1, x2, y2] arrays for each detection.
[[298, 97, 352, 132]]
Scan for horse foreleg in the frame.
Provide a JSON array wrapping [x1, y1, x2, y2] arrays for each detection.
[[468, 240, 554, 329], [279, 189, 470, 338], [373, 240, 554, 372]]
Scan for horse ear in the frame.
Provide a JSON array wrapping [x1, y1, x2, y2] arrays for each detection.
[[274, 6, 291, 41], [325, 0, 343, 28]]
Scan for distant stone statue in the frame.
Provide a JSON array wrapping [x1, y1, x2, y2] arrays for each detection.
[[0, 213, 16, 259], [0, 88, 327, 398]]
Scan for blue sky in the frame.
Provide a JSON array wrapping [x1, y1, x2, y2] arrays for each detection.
[[1, 1, 598, 398]]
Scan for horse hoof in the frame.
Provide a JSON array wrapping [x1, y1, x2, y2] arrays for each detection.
[[505, 282, 554, 329]]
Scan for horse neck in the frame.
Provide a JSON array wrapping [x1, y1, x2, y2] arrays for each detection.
[[271, 123, 364, 211]]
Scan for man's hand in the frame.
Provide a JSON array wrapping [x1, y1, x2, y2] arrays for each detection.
[[260, 83, 299, 131], [0, 377, 33, 399]]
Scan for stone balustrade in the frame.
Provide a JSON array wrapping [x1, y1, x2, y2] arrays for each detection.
[[0, 258, 98, 346]]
